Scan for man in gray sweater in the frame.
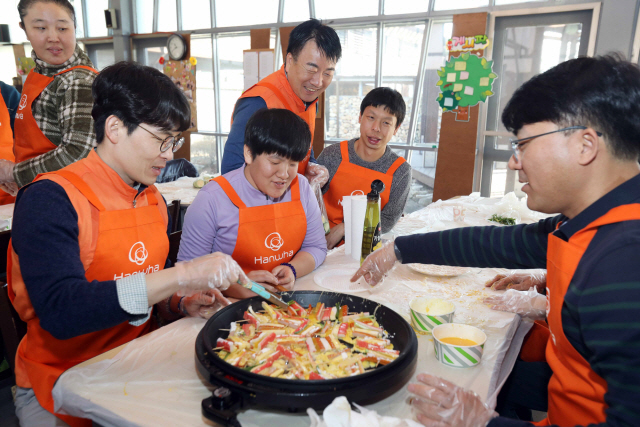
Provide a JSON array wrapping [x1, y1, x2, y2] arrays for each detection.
[[318, 87, 412, 249]]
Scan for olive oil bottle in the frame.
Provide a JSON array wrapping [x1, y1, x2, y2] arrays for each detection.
[[360, 180, 385, 265]]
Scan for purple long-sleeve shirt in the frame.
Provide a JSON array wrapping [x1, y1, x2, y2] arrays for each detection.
[[178, 165, 327, 269]]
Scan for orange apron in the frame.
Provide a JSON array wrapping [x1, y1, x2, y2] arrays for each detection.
[[214, 175, 307, 273], [0, 92, 15, 204], [237, 66, 316, 174], [535, 204, 640, 426], [13, 65, 98, 163], [519, 320, 549, 363], [7, 159, 168, 426], [323, 140, 405, 228]]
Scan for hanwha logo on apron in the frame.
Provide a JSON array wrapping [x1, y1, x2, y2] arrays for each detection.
[[265, 232, 284, 251], [129, 241, 149, 265], [18, 94, 27, 110]]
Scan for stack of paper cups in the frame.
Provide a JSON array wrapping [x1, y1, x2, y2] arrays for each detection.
[[350, 195, 368, 262]]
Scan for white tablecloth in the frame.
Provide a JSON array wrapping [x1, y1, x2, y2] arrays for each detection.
[[0, 203, 14, 230], [52, 194, 542, 427], [155, 176, 216, 206]]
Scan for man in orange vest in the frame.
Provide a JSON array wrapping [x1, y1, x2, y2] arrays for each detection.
[[9, 62, 248, 427], [318, 87, 412, 249], [221, 19, 341, 187], [352, 54, 640, 426]]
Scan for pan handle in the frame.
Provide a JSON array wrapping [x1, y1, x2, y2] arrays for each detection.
[[202, 387, 242, 427], [202, 396, 242, 427]]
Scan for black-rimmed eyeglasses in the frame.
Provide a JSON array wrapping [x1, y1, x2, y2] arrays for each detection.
[[138, 124, 185, 153], [510, 126, 602, 161]]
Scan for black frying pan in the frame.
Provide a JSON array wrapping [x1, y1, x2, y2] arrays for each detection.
[[196, 291, 418, 426]]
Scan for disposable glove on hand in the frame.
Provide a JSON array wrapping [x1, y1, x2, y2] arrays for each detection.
[[175, 252, 248, 293], [181, 289, 231, 319], [484, 287, 547, 320], [305, 163, 329, 187], [408, 373, 497, 427], [485, 271, 546, 293], [0, 160, 15, 183], [351, 240, 398, 286]]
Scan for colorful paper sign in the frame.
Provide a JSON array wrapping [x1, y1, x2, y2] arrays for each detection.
[[436, 53, 497, 112], [446, 35, 490, 52], [164, 59, 197, 131]]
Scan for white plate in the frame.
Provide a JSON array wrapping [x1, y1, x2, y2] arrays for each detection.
[[406, 263, 473, 277], [313, 268, 371, 293]]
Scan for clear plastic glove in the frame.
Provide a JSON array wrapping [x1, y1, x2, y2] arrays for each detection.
[[484, 288, 547, 320], [0, 182, 18, 196], [0, 159, 15, 183], [351, 240, 398, 286], [325, 222, 344, 249], [408, 373, 497, 427], [485, 271, 546, 293], [272, 264, 295, 289], [175, 252, 248, 292], [305, 163, 329, 187], [181, 289, 231, 319]]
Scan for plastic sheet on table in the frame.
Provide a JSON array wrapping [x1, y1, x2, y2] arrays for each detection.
[[53, 318, 214, 427]]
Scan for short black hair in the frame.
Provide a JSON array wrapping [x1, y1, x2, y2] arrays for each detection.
[[91, 62, 191, 143], [244, 109, 310, 162], [287, 19, 342, 63], [360, 87, 406, 129], [18, 0, 77, 28], [502, 53, 640, 161]]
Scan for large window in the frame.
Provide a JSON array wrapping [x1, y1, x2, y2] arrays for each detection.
[[85, 0, 109, 37], [191, 35, 215, 132], [325, 26, 377, 141], [315, 0, 378, 20], [181, 0, 212, 30], [283, 0, 310, 23], [217, 33, 250, 133], [381, 23, 425, 144], [85, 43, 115, 70], [158, 0, 178, 32], [385, 1, 429, 15], [120, 0, 601, 212], [135, 0, 154, 33], [215, 0, 279, 27], [433, 0, 489, 11]]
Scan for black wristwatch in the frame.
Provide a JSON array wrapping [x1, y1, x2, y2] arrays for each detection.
[[394, 242, 403, 263]]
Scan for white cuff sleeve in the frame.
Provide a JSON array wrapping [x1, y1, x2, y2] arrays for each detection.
[[116, 273, 152, 326]]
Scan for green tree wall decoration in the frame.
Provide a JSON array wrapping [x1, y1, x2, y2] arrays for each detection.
[[436, 53, 497, 112]]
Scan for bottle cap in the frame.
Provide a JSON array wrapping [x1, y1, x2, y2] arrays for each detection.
[[367, 179, 385, 201]]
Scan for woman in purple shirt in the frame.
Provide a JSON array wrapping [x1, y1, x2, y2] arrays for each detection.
[[178, 109, 327, 299]]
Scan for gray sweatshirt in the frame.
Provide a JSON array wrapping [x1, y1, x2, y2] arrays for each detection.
[[317, 138, 412, 233]]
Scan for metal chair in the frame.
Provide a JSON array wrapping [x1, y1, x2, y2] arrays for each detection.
[[168, 231, 181, 266], [168, 200, 181, 233]]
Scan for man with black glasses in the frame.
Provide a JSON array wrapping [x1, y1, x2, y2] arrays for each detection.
[[9, 62, 248, 426], [353, 54, 640, 427]]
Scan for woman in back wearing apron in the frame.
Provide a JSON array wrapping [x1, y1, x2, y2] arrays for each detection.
[[0, 0, 97, 196], [178, 109, 327, 299]]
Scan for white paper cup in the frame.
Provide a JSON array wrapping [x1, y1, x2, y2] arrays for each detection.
[[432, 323, 487, 368], [409, 297, 455, 335]]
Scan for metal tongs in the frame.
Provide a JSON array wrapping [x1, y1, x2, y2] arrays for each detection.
[[238, 280, 289, 309]]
